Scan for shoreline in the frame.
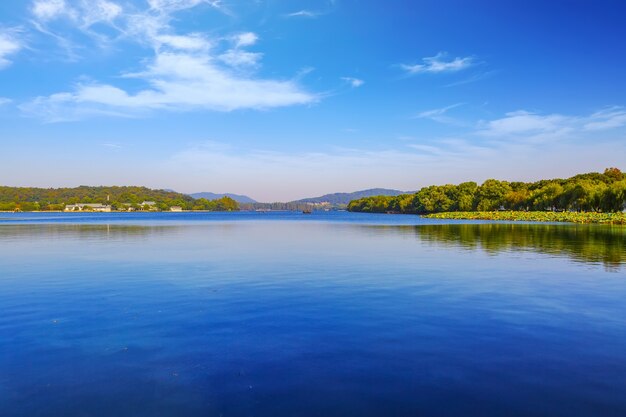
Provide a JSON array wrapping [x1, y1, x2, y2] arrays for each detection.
[[1, 210, 625, 226], [0, 210, 236, 213], [424, 211, 626, 225]]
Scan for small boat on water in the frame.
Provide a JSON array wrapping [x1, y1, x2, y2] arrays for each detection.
[[302, 209, 312, 214]]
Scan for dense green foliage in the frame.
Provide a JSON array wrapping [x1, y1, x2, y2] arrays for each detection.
[[189, 192, 256, 203], [348, 168, 626, 215], [189, 197, 239, 211], [425, 211, 626, 225], [0, 186, 239, 211]]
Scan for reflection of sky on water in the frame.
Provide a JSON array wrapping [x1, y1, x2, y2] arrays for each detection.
[[1, 219, 625, 416], [1, 221, 623, 269]]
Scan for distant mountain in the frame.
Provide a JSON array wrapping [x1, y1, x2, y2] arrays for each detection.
[[190, 192, 257, 204], [292, 188, 407, 205]]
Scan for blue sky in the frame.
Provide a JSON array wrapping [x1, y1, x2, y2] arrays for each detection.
[[1, 0, 625, 201]]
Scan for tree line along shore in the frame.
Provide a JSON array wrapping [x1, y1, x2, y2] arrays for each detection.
[[0, 186, 239, 212], [347, 168, 626, 224]]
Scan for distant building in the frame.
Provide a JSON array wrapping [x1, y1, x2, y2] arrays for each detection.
[[170, 206, 183, 212], [64, 204, 112, 212], [141, 201, 158, 211]]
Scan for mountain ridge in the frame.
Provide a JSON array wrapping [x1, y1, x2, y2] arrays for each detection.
[[291, 188, 407, 205]]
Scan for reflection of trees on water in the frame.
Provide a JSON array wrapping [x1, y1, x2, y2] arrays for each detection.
[[0, 224, 177, 240], [405, 224, 625, 269], [1, 222, 624, 269], [0, 223, 242, 241]]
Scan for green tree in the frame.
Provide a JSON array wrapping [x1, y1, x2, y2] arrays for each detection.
[[530, 183, 563, 211], [456, 182, 478, 211], [475, 180, 512, 211]]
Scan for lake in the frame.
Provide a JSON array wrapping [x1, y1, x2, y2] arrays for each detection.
[[1, 212, 625, 416]]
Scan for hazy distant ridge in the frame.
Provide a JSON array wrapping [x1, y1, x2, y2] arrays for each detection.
[[293, 188, 407, 205], [190, 192, 257, 203]]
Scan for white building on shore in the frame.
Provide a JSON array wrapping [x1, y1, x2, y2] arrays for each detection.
[[64, 204, 112, 212], [141, 201, 158, 210]]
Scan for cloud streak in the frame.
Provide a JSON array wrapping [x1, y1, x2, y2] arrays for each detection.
[[341, 77, 364, 88], [478, 107, 626, 142], [415, 103, 464, 124], [0, 29, 23, 69], [584, 107, 626, 131], [284, 10, 320, 18], [400, 52, 474, 75], [147, 0, 222, 14]]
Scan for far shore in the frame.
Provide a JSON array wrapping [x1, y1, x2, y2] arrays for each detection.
[[0, 210, 226, 213], [2, 210, 626, 226]]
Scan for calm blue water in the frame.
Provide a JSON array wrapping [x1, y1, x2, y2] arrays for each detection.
[[1, 210, 468, 225], [1, 212, 625, 416]]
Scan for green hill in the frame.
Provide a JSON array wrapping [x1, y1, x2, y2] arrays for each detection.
[[0, 185, 196, 211]]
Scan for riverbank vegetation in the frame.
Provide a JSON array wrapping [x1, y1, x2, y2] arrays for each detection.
[[425, 211, 626, 225], [348, 168, 626, 216]]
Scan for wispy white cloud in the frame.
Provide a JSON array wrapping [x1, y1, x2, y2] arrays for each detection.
[[218, 49, 262, 68], [584, 107, 626, 131], [155, 33, 210, 51], [29, 0, 125, 53], [477, 107, 626, 143], [415, 103, 464, 124], [284, 10, 320, 18], [232, 32, 258, 47], [480, 111, 570, 136], [31, 0, 121, 26], [218, 32, 262, 68], [478, 110, 576, 144], [81, 0, 123, 26], [0, 97, 13, 106], [400, 52, 474, 75], [31, 0, 73, 21], [0, 29, 23, 69], [406, 143, 447, 156], [101, 142, 122, 149], [341, 77, 364, 88], [147, 0, 222, 14], [22, 0, 317, 121], [22, 51, 316, 121]]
